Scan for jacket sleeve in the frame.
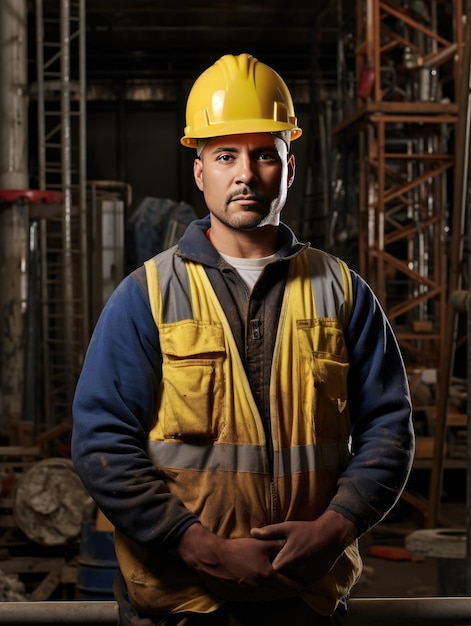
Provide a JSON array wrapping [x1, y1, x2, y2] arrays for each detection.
[[327, 270, 415, 534], [71, 269, 199, 546]]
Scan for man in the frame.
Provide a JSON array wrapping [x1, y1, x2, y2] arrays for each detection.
[[72, 53, 414, 626]]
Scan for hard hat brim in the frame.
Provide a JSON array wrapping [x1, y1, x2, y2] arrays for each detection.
[[181, 124, 302, 148]]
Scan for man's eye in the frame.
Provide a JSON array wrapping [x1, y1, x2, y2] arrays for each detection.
[[258, 153, 277, 162], [217, 154, 234, 162]]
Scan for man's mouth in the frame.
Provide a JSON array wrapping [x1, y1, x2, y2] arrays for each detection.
[[232, 195, 258, 204], [229, 193, 268, 208]]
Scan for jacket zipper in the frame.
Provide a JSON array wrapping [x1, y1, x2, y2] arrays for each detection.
[[248, 317, 278, 522]]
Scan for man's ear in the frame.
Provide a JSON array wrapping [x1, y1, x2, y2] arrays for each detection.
[[287, 154, 296, 188], [193, 158, 204, 191]]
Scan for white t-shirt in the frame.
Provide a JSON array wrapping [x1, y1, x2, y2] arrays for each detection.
[[220, 253, 276, 292]]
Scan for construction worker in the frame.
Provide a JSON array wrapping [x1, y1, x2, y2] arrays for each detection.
[[72, 53, 414, 626]]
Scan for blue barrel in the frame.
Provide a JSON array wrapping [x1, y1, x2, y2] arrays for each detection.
[[76, 521, 118, 600]]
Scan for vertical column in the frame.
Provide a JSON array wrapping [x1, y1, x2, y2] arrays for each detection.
[[0, 1, 29, 436], [0, 197, 28, 436], [0, 0, 28, 189]]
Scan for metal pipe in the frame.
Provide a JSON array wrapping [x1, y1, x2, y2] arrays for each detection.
[[60, 0, 76, 407], [0, 196, 29, 435], [35, 0, 46, 190], [39, 216, 52, 430], [78, 0, 89, 344], [2, 598, 471, 625], [0, 601, 117, 624], [23, 221, 40, 425], [341, 597, 471, 625], [0, 0, 28, 189], [450, 289, 471, 594]]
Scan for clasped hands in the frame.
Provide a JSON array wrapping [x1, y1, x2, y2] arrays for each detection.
[[174, 511, 357, 602]]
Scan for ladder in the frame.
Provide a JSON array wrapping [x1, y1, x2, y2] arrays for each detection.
[[33, 0, 88, 431]]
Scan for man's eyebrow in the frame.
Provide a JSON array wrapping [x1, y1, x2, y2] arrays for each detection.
[[211, 146, 278, 154], [211, 146, 239, 153]]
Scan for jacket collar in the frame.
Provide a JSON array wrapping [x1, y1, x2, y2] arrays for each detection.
[[176, 215, 308, 269]]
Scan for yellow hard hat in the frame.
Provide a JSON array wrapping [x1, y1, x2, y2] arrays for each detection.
[[181, 53, 302, 148]]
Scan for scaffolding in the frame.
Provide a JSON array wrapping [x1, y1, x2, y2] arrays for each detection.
[[332, 0, 463, 371], [326, 0, 471, 528], [33, 0, 87, 431]]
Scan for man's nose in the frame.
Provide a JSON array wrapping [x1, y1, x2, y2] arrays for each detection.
[[235, 156, 257, 184]]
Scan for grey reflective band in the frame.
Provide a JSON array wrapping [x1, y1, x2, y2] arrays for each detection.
[[155, 249, 193, 323], [307, 249, 347, 321], [148, 440, 340, 475], [277, 442, 341, 474], [148, 440, 269, 473]]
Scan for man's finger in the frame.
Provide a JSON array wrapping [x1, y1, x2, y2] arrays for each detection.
[[250, 525, 287, 540]]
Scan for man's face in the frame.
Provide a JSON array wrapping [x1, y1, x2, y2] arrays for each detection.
[[193, 133, 295, 230]]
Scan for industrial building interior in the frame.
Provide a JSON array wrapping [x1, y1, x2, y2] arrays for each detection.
[[0, 0, 471, 623]]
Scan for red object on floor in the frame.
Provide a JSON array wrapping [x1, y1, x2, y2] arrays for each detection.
[[368, 545, 413, 561]]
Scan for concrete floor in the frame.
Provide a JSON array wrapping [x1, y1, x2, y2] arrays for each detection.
[[353, 545, 439, 598], [351, 502, 467, 599]]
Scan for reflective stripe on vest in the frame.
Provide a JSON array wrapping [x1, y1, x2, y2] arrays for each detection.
[[146, 439, 342, 474]]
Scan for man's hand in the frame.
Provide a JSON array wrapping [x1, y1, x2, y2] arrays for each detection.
[[250, 510, 358, 586], [174, 523, 303, 601]]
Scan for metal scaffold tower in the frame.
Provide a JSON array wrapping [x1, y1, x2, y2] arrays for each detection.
[[332, 0, 463, 371], [33, 0, 88, 431], [327, 0, 471, 528]]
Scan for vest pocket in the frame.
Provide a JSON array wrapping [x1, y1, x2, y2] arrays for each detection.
[[310, 354, 349, 441], [162, 359, 217, 438], [159, 320, 225, 439], [297, 320, 350, 442]]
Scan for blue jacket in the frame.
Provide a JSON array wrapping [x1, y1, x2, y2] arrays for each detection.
[[72, 217, 414, 549]]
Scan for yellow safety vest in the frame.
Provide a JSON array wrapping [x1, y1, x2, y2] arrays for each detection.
[[115, 246, 362, 616]]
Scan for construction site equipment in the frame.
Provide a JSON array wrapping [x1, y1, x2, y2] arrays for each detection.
[[326, 0, 471, 530], [406, 527, 467, 595], [0, 190, 64, 438], [12, 458, 88, 546], [0, 0, 28, 190], [32, 0, 88, 430], [76, 520, 118, 601], [0, 0, 30, 437], [428, 0, 471, 529], [332, 0, 463, 371], [87, 181, 130, 327]]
